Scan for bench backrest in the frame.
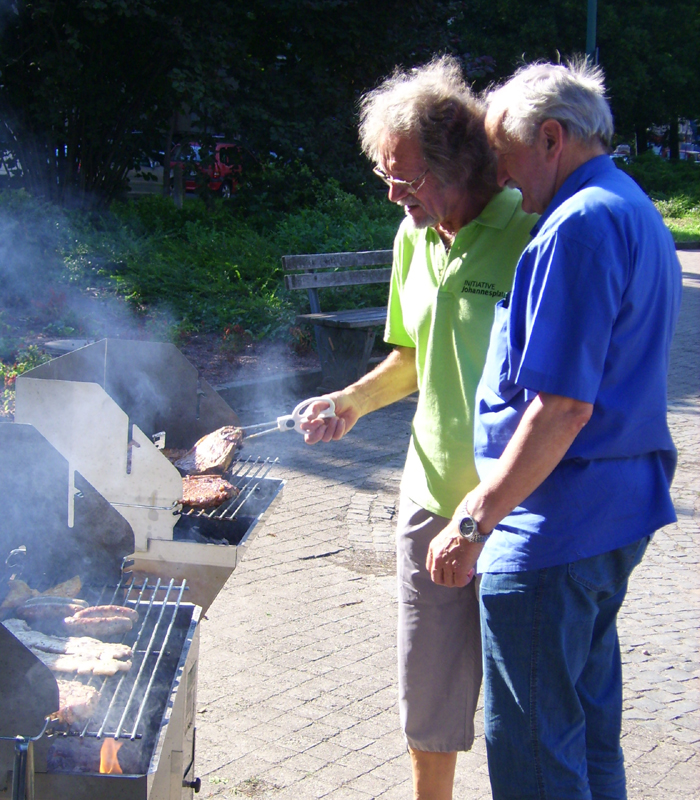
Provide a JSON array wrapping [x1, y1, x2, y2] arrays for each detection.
[[283, 250, 393, 314]]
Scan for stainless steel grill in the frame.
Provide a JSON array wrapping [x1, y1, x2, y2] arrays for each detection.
[[15, 338, 285, 612], [3, 338, 287, 798], [1, 598, 201, 799], [0, 424, 202, 799], [50, 576, 196, 745]]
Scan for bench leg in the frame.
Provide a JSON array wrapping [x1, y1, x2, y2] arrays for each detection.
[[314, 325, 377, 391]]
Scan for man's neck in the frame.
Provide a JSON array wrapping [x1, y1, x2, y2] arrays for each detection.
[[555, 140, 607, 196], [436, 188, 498, 240]]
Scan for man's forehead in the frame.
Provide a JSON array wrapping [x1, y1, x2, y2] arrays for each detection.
[[484, 110, 511, 152], [378, 133, 424, 165]]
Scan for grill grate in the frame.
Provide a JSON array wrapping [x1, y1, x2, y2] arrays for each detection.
[[47, 574, 195, 743], [180, 455, 280, 521]]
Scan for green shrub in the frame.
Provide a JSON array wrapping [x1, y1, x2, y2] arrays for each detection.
[[97, 177, 401, 335], [0, 189, 72, 308], [3, 156, 694, 364], [617, 153, 700, 202], [0, 345, 51, 416]]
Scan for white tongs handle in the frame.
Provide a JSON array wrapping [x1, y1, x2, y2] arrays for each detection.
[[276, 396, 336, 434]]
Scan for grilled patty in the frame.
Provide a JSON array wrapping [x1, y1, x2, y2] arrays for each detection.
[[180, 474, 240, 508], [174, 426, 243, 475]]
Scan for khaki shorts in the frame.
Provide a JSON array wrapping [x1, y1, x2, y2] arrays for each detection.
[[396, 495, 482, 752]]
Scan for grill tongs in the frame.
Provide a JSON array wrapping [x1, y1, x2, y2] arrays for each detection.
[[241, 396, 335, 440]]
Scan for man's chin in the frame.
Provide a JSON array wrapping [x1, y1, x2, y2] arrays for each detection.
[[404, 205, 438, 229]]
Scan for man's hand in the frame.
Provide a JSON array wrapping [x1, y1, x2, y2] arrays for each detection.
[[298, 346, 419, 445], [298, 392, 361, 444], [426, 520, 481, 587]]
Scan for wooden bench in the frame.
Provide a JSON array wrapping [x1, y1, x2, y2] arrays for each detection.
[[283, 249, 393, 390]]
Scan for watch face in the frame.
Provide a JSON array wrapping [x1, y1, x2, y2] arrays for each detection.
[[459, 515, 476, 537]]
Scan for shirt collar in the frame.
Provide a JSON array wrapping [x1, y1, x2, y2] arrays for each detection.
[[425, 187, 528, 249], [474, 187, 528, 230], [531, 154, 615, 236]]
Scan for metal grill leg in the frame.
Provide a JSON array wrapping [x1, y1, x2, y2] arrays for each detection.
[[12, 739, 34, 800]]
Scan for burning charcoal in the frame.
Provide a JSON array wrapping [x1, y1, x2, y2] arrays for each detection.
[[47, 737, 145, 775]]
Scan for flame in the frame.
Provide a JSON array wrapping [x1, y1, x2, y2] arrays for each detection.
[[99, 738, 123, 774]]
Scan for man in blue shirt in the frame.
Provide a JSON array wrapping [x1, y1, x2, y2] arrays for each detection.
[[426, 61, 682, 799]]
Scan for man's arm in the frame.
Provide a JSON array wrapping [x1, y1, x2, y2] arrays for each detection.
[[300, 345, 417, 444], [426, 391, 593, 586]]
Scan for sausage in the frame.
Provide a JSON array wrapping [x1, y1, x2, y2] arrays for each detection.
[[63, 615, 134, 637], [16, 598, 89, 625], [20, 596, 88, 609], [71, 605, 138, 623]]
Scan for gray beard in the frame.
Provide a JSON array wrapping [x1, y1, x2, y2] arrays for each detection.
[[403, 205, 439, 229]]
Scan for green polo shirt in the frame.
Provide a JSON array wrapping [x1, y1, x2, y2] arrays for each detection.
[[385, 187, 537, 517]]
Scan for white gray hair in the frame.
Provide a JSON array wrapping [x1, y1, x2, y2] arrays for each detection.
[[358, 55, 497, 196], [486, 59, 614, 148]]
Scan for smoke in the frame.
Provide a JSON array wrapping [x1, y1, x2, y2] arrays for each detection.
[[217, 340, 323, 428], [0, 196, 183, 360]]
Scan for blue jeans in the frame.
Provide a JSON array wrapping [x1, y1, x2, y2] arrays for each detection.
[[480, 537, 650, 800]]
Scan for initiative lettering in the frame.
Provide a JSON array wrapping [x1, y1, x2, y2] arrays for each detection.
[[461, 280, 505, 299]]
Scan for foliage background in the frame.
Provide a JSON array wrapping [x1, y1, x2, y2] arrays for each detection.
[[2, 0, 698, 208], [0, 0, 698, 406]]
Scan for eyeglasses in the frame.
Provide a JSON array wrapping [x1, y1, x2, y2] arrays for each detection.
[[373, 165, 429, 194]]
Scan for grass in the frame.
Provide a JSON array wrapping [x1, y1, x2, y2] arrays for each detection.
[[618, 152, 700, 242], [654, 197, 700, 241], [661, 213, 700, 242]]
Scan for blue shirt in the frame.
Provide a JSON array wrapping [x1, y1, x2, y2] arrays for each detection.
[[475, 155, 682, 573]]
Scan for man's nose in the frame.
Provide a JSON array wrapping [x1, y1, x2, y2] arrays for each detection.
[[387, 182, 409, 203], [495, 157, 510, 188]]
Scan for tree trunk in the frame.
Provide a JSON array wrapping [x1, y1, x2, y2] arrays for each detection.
[[668, 116, 680, 161], [162, 113, 176, 198], [635, 124, 649, 154], [173, 163, 184, 208]]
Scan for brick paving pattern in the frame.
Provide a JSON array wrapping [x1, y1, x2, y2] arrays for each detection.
[[196, 250, 699, 799]]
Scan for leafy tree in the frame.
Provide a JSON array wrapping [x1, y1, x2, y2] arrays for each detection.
[[4, 0, 695, 210], [0, 0, 242, 208], [0, 0, 495, 207], [455, 0, 700, 155], [596, 0, 700, 156], [217, 0, 496, 193]]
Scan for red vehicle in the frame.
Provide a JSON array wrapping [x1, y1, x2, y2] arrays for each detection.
[[171, 142, 244, 198]]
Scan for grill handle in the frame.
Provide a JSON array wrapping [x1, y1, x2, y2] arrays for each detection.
[[0, 718, 48, 800], [12, 739, 33, 800], [182, 724, 201, 793]]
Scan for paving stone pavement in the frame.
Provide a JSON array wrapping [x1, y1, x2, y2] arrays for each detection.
[[196, 250, 699, 799]]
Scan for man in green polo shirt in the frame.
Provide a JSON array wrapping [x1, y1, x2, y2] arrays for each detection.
[[301, 55, 537, 800]]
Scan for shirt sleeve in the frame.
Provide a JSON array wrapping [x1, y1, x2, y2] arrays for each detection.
[[384, 226, 417, 348], [508, 224, 628, 403]]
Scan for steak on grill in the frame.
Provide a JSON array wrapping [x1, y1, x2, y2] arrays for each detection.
[[174, 426, 243, 474], [2, 618, 133, 676], [2, 618, 132, 660], [180, 475, 240, 508], [53, 679, 99, 726], [36, 650, 133, 676]]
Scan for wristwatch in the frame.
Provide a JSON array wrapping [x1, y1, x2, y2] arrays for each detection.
[[457, 511, 491, 544]]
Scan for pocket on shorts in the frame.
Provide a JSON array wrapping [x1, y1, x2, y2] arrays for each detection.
[[568, 536, 650, 595]]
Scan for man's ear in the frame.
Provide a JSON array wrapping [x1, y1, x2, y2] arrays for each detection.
[[539, 119, 565, 160]]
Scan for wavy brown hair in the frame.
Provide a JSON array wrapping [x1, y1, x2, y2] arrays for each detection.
[[359, 55, 498, 199]]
